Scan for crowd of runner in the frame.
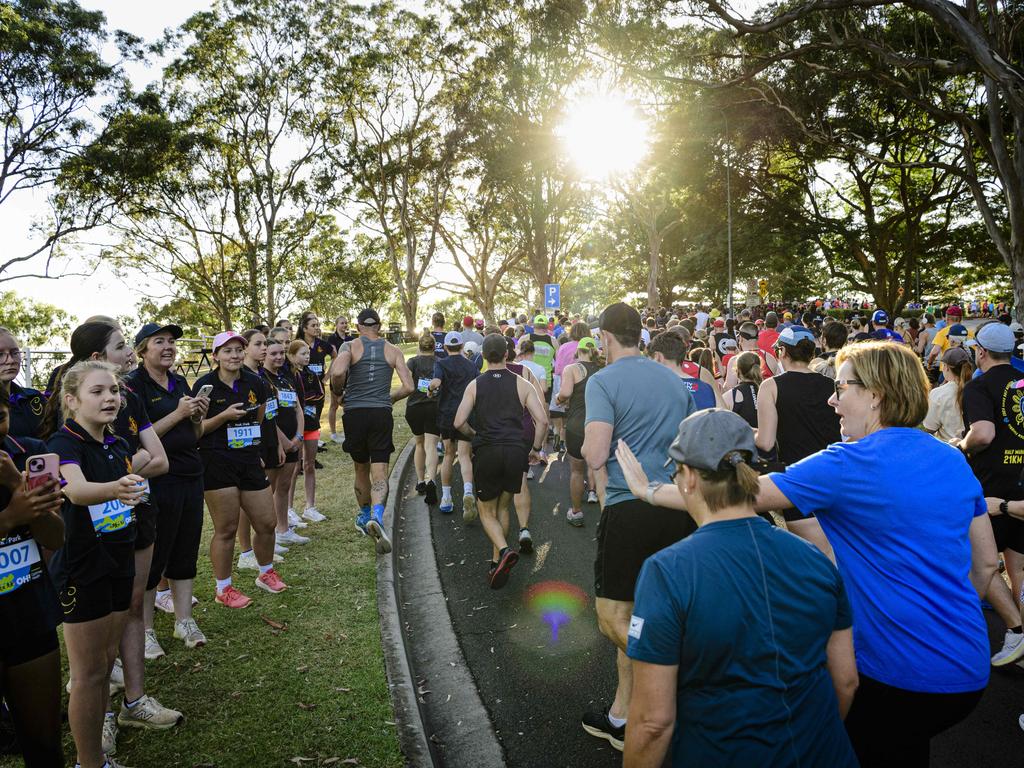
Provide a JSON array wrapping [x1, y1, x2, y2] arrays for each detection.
[[2, 296, 1022, 767]]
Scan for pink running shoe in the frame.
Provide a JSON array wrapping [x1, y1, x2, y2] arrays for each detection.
[[215, 585, 252, 609], [256, 569, 287, 594]]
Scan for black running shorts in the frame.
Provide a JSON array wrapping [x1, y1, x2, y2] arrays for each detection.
[[60, 572, 134, 624], [133, 501, 157, 551], [0, 627, 59, 667], [342, 408, 395, 464], [202, 457, 270, 493], [440, 426, 471, 442], [565, 429, 584, 461], [991, 514, 1024, 554], [594, 498, 697, 602], [405, 402, 440, 437], [148, 474, 204, 590], [473, 444, 528, 502]]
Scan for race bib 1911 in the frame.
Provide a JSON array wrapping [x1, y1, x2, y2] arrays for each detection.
[[88, 499, 133, 534], [227, 423, 260, 449], [0, 537, 42, 596]]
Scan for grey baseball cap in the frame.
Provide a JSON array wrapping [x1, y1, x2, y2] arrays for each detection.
[[976, 321, 1016, 353], [664, 408, 758, 472]]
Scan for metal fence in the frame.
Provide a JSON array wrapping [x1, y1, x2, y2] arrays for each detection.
[[18, 338, 213, 390]]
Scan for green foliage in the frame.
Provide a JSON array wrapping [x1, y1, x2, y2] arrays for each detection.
[[0, 290, 72, 346]]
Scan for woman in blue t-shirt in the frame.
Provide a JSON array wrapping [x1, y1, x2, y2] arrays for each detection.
[[619, 341, 996, 766]]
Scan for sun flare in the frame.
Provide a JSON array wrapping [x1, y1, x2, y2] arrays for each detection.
[[559, 92, 650, 180]]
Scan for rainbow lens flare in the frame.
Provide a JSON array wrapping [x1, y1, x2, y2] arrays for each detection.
[[524, 581, 589, 643]]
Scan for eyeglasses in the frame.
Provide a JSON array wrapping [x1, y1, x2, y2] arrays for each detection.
[[834, 379, 864, 399], [0, 349, 22, 362]]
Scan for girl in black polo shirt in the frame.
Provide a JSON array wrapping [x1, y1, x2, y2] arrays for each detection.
[[286, 339, 327, 523], [267, 337, 305, 531], [47, 361, 145, 768], [0, 383, 64, 768], [195, 332, 287, 610]]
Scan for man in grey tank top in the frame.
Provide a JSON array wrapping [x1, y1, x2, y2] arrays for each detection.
[[329, 308, 414, 555]]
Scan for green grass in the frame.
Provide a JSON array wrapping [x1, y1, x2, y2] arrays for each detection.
[[2, 397, 415, 768]]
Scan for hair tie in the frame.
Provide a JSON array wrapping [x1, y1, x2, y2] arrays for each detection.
[[719, 451, 745, 471]]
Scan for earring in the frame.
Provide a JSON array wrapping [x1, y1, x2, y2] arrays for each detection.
[[870, 404, 877, 410]]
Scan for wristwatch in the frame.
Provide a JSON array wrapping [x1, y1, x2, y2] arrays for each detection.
[[1001, 500, 1010, 516], [645, 481, 663, 505]]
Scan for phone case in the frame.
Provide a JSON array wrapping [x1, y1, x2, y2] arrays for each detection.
[[26, 453, 59, 490]]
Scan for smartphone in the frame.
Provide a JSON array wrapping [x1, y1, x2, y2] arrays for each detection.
[[196, 384, 213, 399], [26, 453, 59, 490]]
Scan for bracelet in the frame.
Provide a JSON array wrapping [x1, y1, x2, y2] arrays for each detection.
[[1001, 500, 1010, 516], [646, 481, 663, 505]]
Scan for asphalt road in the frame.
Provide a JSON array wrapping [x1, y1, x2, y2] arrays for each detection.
[[423, 450, 1024, 767]]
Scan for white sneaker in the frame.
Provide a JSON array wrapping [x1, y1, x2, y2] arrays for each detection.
[[102, 712, 118, 755], [317, 439, 326, 448], [110, 657, 125, 693], [154, 590, 174, 614], [587, 489, 598, 504], [277, 528, 310, 545], [144, 629, 165, 661], [526, 467, 535, 480], [117, 694, 183, 730], [462, 494, 478, 523], [331, 432, 345, 444], [275, 542, 289, 554], [173, 617, 207, 648], [302, 506, 327, 523], [992, 630, 1024, 665], [238, 550, 258, 570], [287, 508, 308, 529]]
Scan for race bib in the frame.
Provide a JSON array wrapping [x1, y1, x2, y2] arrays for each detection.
[[88, 499, 133, 534], [227, 423, 260, 449], [0, 538, 42, 596], [304, 405, 316, 417], [278, 389, 297, 405], [417, 378, 431, 394], [308, 364, 324, 375], [265, 398, 278, 419]]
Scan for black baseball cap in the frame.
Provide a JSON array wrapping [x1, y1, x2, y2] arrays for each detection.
[[134, 322, 183, 347], [356, 308, 380, 327], [599, 302, 642, 338]]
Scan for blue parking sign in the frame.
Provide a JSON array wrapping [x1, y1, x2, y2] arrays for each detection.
[[544, 283, 560, 309]]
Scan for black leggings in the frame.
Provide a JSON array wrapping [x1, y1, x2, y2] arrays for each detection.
[[0, 650, 64, 767], [844, 674, 984, 767]]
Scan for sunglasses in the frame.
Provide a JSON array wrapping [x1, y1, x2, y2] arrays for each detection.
[[834, 379, 864, 399]]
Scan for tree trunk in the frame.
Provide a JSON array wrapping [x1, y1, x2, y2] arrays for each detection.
[[1013, 245, 1024, 323], [647, 229, 661, 310]]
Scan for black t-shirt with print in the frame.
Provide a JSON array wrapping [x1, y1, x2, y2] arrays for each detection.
[[267, 368, 300, 441], [124, 366, 203, 478], [194, 368, 266, 460], [963, 363, 1024, 499]]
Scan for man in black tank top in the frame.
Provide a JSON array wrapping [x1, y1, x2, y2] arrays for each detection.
[[454, 335, 549, 590]]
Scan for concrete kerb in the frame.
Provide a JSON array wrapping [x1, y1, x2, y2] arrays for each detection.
[[377, 438, 506, 768], [377, 440, 432, 766]]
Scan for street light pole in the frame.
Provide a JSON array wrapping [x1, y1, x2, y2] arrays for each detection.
[[725, 113, 733, 317]]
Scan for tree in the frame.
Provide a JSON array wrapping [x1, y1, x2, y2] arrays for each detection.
[[288, 230, 394, 320], [0, 290, 71, 346]]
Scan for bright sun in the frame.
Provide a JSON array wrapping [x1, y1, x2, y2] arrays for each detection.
[[559, 92, 650, 180]]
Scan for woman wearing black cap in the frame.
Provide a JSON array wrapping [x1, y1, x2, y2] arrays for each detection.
[[623, 408, 858, 768], [125, 323, 209, 656]]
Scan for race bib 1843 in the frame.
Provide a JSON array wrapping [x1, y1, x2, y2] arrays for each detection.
[[227, 423, 260, 449], [0, 538, 42, 596], [278, 389, 297, 405], [88, 500, 133, 534]]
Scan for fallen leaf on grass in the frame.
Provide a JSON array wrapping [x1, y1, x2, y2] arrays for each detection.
[[261, 615, 287, 631], [296, 665, 309, 673], [297, 702, 317, 711], [322, 759, 340, 766], [289, 759, 314, 765], [335, 687, 351, 693], [342, 760, 359, 766], [230, 691, 242, 699]]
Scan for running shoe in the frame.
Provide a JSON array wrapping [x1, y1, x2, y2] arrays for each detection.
[[302, 506, 327, 523], [314, 459, 324, 469], [489, 548, 519, 589], [567, 509, 584, 527], [154, 590, 174, 614], [317, 439, 326, 449], [462, 494, 478, 523], [237, 550, 258, 571], [117, 695, 183, 730], [173, 618, 207, 649], [144, 629, 165, 660], [256, 569, 288, 594], [287, 508, 308, 529], [581, 707, 625, 751], [277, 528, 310, 545], [366, 509, 392, 555], [518, 528, 533, 553], [355, 508, 371, 535], [331, 432, 345, 444], [1019, 713, 1024, 732], [526, 467, 535, 480], [215, 585, 253, 609], [587, 489, 599, 505], [416, 481, 426, 495], [274, 542, 289, 555], [439, 498, 454, 514], [992, 630, 1024, 665], [110, 657, 125, 693], [424, 480, 438, 506], [102, 712, 119, 755]]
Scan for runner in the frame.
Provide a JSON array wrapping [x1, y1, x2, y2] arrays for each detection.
[[0, 382, 65, 768], [452, 334, 548, 589], [505, 337, 547, 550], [527, 316, 557, 445], [194, 332, 286, 609], [326, 316, 355, 445], [809, 320, 848, 379], [756, 312, 780, 356], [430, 312, 448, 359], [550, 324, 590, 453], [647, 332, 722, 410], [579, 302, 696, 752], [723, 351, 761, 428], [869, 309, 904, 342], [406, 334, 441, 506], [125, 323, 208, 660], [0, 328, 46, 439], [461, 316, 484, 348], [329, 308, 414, 554], [926, 305, 969, 367], [923, 347, 972, 443], [47, 361, 145, 768], [428, 332, 480, 518], [724, 322, 778, 387], [556, 336, 600, 526]]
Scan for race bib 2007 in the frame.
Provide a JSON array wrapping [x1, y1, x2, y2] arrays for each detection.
[[0, 538, 42, 596], [227, 424, 260, 449], [88, 500, 133, 534]]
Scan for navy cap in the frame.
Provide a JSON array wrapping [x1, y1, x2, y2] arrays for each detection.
[[134, 322, 183, 347], [356, 308, 380, 326]]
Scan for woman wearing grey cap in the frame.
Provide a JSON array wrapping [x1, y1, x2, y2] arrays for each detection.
[[618, 341, 996, 765], [622, 408, 858, 768]]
